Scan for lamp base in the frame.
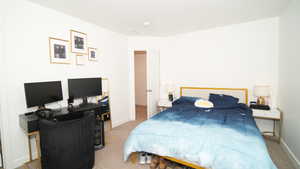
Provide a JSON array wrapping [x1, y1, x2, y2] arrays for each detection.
[[168, 93, 174, 102], [257, 96, 266, 105]]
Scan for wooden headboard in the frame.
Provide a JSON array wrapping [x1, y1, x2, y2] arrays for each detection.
[[180, 87, 248, 104]]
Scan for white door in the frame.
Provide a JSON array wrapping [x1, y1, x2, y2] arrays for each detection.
[[146, 50, 160, 119]]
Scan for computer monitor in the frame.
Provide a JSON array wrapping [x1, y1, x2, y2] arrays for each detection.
[[68, 78, 102, 106], [24, 81, 63, 109]]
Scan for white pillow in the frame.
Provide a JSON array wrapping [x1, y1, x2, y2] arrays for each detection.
[[194, 99, 214, 108]]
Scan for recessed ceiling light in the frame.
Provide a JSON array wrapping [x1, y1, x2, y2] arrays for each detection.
[[129, 29, 141, 35], [143, 21, 151, 26]]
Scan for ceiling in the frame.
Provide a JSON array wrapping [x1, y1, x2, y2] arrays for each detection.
[[29, 0, 290, 36]]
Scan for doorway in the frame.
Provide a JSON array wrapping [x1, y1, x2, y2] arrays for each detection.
[[134, 51, 147, 121], [131, 49, 160, 120]]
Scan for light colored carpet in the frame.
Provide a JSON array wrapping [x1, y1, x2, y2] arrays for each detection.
[[94, 106, 148, 169], [17, 105, 295, 169]]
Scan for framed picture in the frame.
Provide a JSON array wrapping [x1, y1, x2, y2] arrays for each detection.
[[49, 37, 70, 64], [76, 54, 87, 65], [88, 47, 98, 61], [70, 30, 88, 54]]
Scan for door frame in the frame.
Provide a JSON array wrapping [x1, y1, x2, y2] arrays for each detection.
[[129, 49, 160, 121]]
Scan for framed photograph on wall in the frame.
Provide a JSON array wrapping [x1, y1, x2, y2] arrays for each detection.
[[76, 54, 87, 65], [70, 30, 88, 54], [88, 47, 98, 61], [49, 37, 70, 64]]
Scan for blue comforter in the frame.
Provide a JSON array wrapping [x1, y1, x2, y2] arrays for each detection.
[[124, 102, 277, 169]]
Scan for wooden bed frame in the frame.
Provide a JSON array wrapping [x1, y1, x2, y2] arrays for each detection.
[[180, 87, 248, 104], [130, 87, 249, 169]]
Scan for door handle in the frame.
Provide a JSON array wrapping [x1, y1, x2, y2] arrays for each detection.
[[146, 90, 152, 92]]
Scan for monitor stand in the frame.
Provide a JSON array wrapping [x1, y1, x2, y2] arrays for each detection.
[[78, 97, 98, 108], [36, 105, 52, 112], [35, 105, 53, 119], [79, 97, 89, 107]]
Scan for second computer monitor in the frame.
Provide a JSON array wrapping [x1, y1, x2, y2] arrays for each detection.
[[68, 78, 102, 105]]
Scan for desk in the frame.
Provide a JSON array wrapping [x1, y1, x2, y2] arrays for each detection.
[[27, 131, 40, 162], [20, 103, 102, 133], [20, 103, 105, 166]]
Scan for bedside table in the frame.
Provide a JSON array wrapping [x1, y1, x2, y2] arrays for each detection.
[[157, 100, 172, 112], [252, 108, 282, 143]]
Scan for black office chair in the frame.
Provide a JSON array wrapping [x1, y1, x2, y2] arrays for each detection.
[[39, 111, 95, 169]]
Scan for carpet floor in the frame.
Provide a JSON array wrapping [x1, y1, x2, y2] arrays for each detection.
[[18, 106, 295, 169]]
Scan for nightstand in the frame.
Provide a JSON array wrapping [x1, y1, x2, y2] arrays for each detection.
[[157, 99, 172, 112], [252, 108, 282, 143]]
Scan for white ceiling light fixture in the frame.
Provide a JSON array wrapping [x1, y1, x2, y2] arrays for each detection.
[[143, 21, 151, 27]]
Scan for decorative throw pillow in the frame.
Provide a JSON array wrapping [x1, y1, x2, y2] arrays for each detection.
[[172, 96, 202, 105], [209, 93, 239, 107], [194, 99, 214, 108]]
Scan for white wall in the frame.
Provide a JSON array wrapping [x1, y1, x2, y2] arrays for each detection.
[[0, 4, 6, 169], [129, 18, 279, 105], [134, 52, 147, 106], [1, 0, 130, 168], [279, 0, 300, 168]]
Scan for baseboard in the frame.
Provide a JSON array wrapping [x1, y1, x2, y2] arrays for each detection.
[[10, 151, 38, 169], [11, 156, 27, 169], [281, 139, 300, 169], [112, 118, 130, 128]]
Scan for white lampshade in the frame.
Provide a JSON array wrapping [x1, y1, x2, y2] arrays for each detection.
[[164, 83, 176, 93], [254, 85, 270, 97]]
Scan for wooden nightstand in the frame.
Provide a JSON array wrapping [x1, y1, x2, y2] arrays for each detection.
[[157, 100, 172, 112], [252, 108, 282, 143]]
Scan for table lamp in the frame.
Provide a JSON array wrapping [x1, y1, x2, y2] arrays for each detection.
[[164, 83, 176, 101], [254, 85, 270, 105]]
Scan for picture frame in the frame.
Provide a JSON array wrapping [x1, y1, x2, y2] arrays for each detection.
[[49, 37, 70, 64], [76, 54, 87, 65], [88, 47, 98, 61], [70, 30, 88, 54]]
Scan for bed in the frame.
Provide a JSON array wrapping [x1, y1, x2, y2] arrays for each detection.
[[124, 87, 277, 169]]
